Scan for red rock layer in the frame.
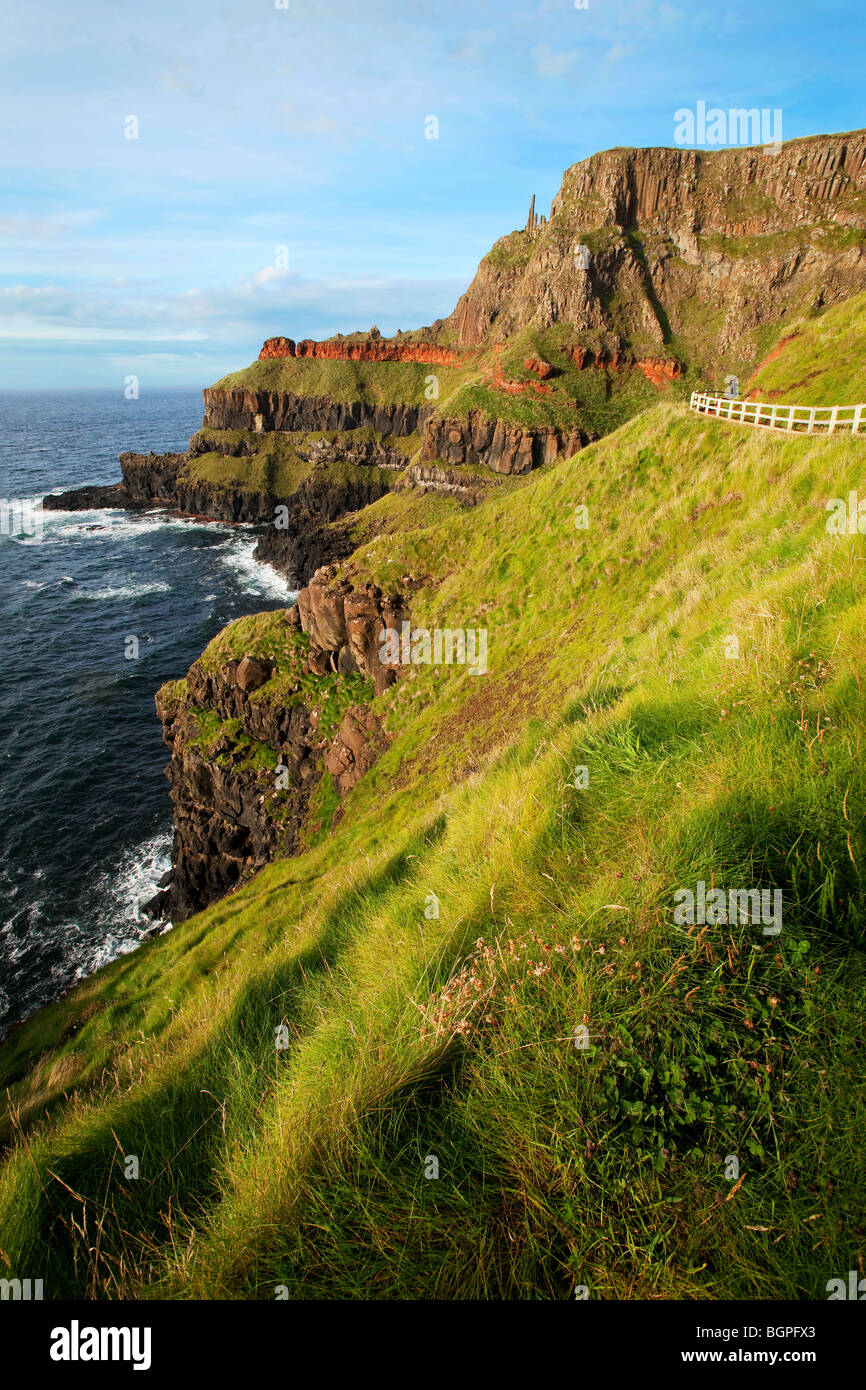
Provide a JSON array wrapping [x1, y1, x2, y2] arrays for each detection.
[[524, 355, 557, 380], [258, 336, 460, 366], [560, 344, 682, 386], [635, 356, 683, 386]]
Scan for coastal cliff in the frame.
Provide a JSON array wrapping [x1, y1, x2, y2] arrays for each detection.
[[448, 132, 866, 371], [152, 569, 404, 921]]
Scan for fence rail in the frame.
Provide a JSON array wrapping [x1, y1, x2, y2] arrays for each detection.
[[690, 392, 866, 436]]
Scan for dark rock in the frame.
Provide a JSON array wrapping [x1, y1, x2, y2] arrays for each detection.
[[42, 481, 136, 511], [201, 386, 436, 438], [421, 410, 585, 473]]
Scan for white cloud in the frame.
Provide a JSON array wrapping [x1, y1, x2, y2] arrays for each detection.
[[531, 45, 580, 79], [0, 269, 466, 352], [253, 264, 290, 285], [0, 211, 102, 239], [451, 29, 498, 65]]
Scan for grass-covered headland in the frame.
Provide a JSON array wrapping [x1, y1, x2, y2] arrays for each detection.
[[1, 384, 864, 1299]]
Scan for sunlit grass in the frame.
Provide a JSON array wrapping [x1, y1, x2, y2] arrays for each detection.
[[1, 401, 864, 1300]]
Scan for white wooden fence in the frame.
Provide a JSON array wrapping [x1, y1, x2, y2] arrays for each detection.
[[690, 392, 866, 436]]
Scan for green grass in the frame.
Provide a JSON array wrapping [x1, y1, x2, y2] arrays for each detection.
[[183, 437, 397, 502], [1, 400, 865, 1301], [746, 291, 866, 405], [213, 356, 468, 406]]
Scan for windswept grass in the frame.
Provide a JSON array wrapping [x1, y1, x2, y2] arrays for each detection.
[[1, 401, 864, 1300], [746, 290, 866, 405]]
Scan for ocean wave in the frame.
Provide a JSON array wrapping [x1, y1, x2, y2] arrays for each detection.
[[71, 828, 174, 981], [221, 538, 296, 601], [14, 506, 239, 547], [78, 580, 172, 601]]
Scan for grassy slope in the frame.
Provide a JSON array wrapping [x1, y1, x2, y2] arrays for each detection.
[[745, 291, 866, 405], [183, 430, 404, 498], [1, 404, 865, 1300], [212, 331, 683, 438]]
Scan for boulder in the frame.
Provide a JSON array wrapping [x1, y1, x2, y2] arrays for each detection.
[[236, 656, 274, 693]]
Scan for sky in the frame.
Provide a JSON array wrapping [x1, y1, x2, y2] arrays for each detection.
[[0, 0, 863, 389]]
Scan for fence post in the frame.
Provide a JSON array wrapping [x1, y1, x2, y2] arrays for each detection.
[[830, 406, 839, 434]]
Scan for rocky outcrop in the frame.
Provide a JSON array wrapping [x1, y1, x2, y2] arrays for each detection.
[[324, 706, 386, 796], [560, 344, 683, 385], [203, 387, 434, 438], [252, 513, 354, 591], [259, 335, 460, 366], [41, 455, 189, 513], [119, 452, 188, 504], [398, 463, 499, 504], [153, 654, 320, 921], [42, 480, 136, 512], [153, 573, 402, 920], [524, 356, 557, 380], [635, 356, 684, 386], [119, 451, 275, 522], [293, 436, 410, 470], [296, 567, 408, 697], [421, 412, 586, 472], [252, 470, 392, 589], [448, 132, 866, 371], [42, 452, 269, 521]]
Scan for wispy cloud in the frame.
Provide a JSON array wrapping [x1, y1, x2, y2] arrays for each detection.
[[531, 45, 580, 79], [0, 0, 858, 385]]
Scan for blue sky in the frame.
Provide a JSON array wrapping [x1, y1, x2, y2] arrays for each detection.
[[0, 0, 863, 389]]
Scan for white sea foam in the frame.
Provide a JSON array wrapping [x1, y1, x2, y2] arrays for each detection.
[[100, 827, 173, 921], [78, 581, 172, 601], [17, 504, 236, 547], [221, 538, 296, 601], [70, 828, 174, 983]]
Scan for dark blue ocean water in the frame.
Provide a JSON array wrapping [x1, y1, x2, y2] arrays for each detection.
[[0, 390, 292, 1036]]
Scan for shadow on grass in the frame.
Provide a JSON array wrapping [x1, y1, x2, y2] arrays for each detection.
[[0, 817, 451, 1296]]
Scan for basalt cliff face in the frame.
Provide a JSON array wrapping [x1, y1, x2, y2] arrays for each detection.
[[420, 413, 586, 473], [202, 386, 431, 438], [154, 570, 402, 921], [447, 132, 866, 371], [154, 652, 316, 921]]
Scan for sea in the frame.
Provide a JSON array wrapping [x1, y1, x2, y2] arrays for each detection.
[[0, 389, 293, 1037]]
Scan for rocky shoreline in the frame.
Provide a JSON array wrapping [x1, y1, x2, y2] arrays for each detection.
[[42, 446, 377, 590]]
